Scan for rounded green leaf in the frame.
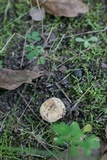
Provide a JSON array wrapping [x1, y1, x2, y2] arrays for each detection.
[[35, 37, 41, 41], [32, 31, 40, 38], [27, 52, 34, 60], [32, 50, 40, 57], [88, 36, 98, 42], [25, 45, 33, 52], [36, 46, 42, 55], [89, 136, 100, 149], [83, 124, 92, 133], [76, 37, 85, 42], [84, 41, 90, 48], [39, 56, 46, 64], [25, 34, 32, 42], [36, 45, 42, 50], [25, 34, 32, 38], [32, 32, 41, 41]]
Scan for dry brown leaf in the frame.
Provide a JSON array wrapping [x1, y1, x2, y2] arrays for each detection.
[[100, 153, 107, 160], [0, 68, 43, 90], [30, 7, 45, 21], [31, 0, 89, 17]]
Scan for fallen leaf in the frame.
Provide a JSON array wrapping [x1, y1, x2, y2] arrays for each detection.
[[100, 153, 107, 160], [101, 62, 107, 69], [31, 0, 89, 17], [0, 68, 43, 90], [30, 7, 45, 21]]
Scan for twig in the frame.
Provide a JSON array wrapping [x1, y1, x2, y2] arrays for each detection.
[[17, 90, 42, 121], [20, 23, 33, 67], [43, 27, 54, 49], [32, 134, 60, 160], [0, 0, 46, 33], [53, 40, 99, 71], [58, 72, 72, 84], [55, 82, 72, 103], [71, 85, 92, 111], [52, 34, 65, 53], [74, 26, 107, 35], [0, 33, 15, 53], [0, 111, 11, 132], [36, 0, 46, 34], [0, 33, 25, 53]]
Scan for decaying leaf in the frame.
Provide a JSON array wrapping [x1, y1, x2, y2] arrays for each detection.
[[30, 7, 45, 21], [101, 153, 107, 160], [31, 0, 89, 17], [0, 68, 43, 90]]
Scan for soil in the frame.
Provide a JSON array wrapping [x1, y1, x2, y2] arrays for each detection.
[[0, 1, 107, 160]]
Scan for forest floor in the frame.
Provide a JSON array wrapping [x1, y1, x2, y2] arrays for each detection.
[[0, 0, 107, 160]]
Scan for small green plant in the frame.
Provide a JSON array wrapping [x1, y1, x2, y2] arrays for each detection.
[[75, 36, 98, 48], [26, 31, 41, 42], [0, 60, 3, 69], [25, 31, 45, 64], [104, 108, 107, 114], [52, 122, 100, 157]]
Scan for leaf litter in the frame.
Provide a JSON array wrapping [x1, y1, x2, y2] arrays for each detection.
[[0, 68, 43, 90], [0, 1, 107, 160], [30, 0, 89, 20]]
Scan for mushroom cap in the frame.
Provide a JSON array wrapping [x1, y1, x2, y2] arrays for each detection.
[[40, 97, 66, 122]]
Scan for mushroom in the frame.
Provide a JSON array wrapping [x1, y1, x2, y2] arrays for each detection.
[[40, 97, 66, 122]]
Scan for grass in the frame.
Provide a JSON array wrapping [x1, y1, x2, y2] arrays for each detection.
[[0, 0, 107, 159]]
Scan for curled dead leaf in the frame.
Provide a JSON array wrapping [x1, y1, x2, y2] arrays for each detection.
[[0, 68, 43, 90], [31, 0, 89, 17], [30, 7, 45, 21]]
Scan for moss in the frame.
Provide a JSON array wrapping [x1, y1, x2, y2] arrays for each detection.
[[0, 0, 107, 159]]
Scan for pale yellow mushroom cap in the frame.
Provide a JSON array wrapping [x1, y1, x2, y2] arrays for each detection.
[[40, 97, 66, 122]]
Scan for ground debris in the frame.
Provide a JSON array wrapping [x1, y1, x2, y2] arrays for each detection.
[[0, 68, 43, 90], [31, 0, 89, 17]]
